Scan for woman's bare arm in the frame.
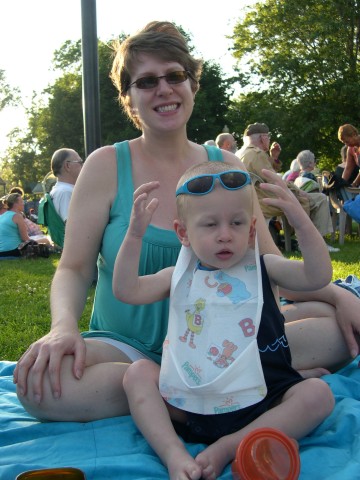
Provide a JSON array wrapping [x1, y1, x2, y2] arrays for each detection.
[[13, 214, 30, 242], [14, 146, 118, 400]]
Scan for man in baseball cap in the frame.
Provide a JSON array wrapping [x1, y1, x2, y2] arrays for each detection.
[[237, 122, 336, 252], [243, 123, 270, 136]]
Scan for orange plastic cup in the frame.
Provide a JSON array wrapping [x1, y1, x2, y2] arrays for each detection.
[[231, 428, 300, 480], [16, 467, 86, 479]]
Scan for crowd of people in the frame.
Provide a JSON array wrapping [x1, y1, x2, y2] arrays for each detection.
[[207, 121, 360, 254], [233, 123, 339, 253], [0, 149, 83, 258], [2, 20, 360, 479]]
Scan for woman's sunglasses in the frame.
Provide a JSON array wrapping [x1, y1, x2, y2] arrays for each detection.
[[176, 171, 251, 197], [128, 70, 191, 90]]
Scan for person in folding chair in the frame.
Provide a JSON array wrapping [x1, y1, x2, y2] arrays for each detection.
[[49, 148, 84, 223], [37, 190, 66, 249], [38, 148, 83, 249]]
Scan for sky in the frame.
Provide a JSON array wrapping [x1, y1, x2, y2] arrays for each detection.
[[0, 0, 257, 154]]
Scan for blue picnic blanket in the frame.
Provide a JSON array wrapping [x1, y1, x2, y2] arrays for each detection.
[[0, 360, 359, 479]]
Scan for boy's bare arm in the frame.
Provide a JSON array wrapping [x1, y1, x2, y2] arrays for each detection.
[[113, 181, 173, 304], [260, 169, 332, 292]]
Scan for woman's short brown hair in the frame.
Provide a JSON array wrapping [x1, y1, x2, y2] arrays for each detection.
[[110, 21, 203, 130]]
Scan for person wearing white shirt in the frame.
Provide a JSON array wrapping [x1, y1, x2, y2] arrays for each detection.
[[50, 148, 83, 222]]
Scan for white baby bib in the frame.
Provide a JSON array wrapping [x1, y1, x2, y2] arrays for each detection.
[[160, 239, 267, 414]]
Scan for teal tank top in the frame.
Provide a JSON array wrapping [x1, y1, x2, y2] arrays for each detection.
[[0, 211, 22, 252], [83, 141, 223, 363]]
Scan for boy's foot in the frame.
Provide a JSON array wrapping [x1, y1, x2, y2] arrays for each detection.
[[196, 440, 232, 480], [167, 447, 202, 480]]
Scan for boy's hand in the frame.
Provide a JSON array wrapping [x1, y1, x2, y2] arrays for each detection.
[[129, 181, 160, 238], [259, 169, 308, 229]]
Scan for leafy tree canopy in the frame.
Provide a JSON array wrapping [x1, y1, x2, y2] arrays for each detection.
[[0, 30, 231, 191], [0, 70, 21, 111], [226, 0, 360, 170]]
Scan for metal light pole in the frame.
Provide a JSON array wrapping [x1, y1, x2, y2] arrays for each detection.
[[81, 0, 101, 158]]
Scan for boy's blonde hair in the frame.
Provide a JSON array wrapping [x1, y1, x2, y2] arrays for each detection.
[[176, 161, 252, 220]]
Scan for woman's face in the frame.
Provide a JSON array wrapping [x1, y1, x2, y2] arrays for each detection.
[[14, 196, 24, 211], [127, 54, 195, 134], [343, 134, 359, 148]]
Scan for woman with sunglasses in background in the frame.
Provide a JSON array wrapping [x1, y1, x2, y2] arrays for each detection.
[[14, 21, 360, 423]]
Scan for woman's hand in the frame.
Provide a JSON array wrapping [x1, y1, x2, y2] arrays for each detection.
[[332, 286, 360, 359], [13, 327, 86, 403]]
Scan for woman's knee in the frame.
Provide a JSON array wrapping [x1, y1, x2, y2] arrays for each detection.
[[16, 377, 65, 422], [16, 355, 79, 421], [18, 359, 132, 422]]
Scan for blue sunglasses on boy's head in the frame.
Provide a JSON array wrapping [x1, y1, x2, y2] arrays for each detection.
[[175, 170, 251, 197]]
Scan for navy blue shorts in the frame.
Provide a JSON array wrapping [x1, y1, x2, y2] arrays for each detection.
[[174, 377, 303, 444]]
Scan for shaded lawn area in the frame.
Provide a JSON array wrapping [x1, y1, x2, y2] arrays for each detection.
[[0, 254, 94, 361]]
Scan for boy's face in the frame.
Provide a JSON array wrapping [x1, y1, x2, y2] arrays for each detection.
[[175, 185, 256, 270]]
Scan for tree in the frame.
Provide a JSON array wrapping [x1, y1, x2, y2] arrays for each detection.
[[176, 25, 233, 143], [39, 36, 231, 146], [227, 0, 360, 169], [2, 31, 231, 187], [0, 70, 20, 111], [0, 130, 43, 192], [189, 61, 233, 143]]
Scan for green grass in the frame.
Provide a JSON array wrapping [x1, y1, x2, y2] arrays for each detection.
[[0, 254, 94, 361], [285, 234, 360, 279], [1, 234, 359, 361]]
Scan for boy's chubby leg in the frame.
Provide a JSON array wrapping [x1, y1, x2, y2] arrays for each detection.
[[123, 359, 202, 480], [195, 378, 334, 480]]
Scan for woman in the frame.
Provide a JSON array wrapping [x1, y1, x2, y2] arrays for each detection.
[[23, 216, 52, 246], [0, 193, 31, 257], [14, 21, 360, 423], [285, 159, 300, 182], [0, 197, 7, 215], [7, 187, 52, 246], [338, 124, 360, 187]]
